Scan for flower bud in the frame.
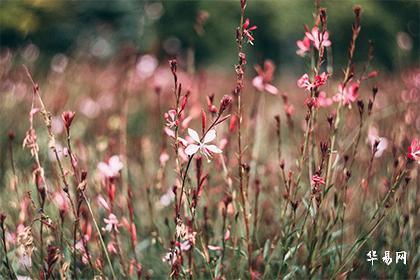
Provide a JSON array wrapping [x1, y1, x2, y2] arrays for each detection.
[[62, 111, 75, 132], [169, 59, 177, 75], [219, 95, 233, 115]]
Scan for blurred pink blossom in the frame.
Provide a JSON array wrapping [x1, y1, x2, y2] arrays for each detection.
[[305, 26, 331, 50], [318, 91, 333, 107], [296, 36, 311, 57], [103, 213, 119, 232], [97, 155, 123, 178], [252, 60, 278, 95], [333, 82, 360, 106]]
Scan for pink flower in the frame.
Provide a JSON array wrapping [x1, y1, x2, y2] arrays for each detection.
[[243, 18, 257, 45], [107, 241, 118, 254], [313, 72, 329, 88], [318, 91, 333, 107], [367, 126, 388, 158], [164, 109, 178, 128], [312, 175, 325, 186], [103, 213, 119, 233], [407, 138, 420, 163], [53, 192, 68, 218], [252, 60, 278, 95], [129, 259, 142, 277], [97, 155, 123, 178], [97, 195, 111, 212], [305, 26, 331, 51], [284, 104, 295, 117], [61, 111, 75, 131], [164, 127, 190, 149], [333, 82, 360, 106], [296, 36, 311, 57], [297, 72, 329, 91], [297, 74, 311, 90], [183, 128, 222, 161]]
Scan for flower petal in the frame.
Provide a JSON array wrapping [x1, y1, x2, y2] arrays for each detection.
[[265, 84, 278, 95], [252, 76, 264, 91], [185, 144, 200, 156], [188, 128, 200, 143], [203, 129, 216, 143], [205, 144, 222, 154]]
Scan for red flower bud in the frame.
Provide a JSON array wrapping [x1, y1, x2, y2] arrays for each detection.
[[61, 111, 75, 132]]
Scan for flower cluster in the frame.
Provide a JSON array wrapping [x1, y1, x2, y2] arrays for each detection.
[[297, 26, 331, 56], [252, 60, 278, 95], [297, 72, 329, 92]]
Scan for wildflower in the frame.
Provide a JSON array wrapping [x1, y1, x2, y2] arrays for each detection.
[[407, 138, 420, 163], [312, 175, 325, 186], [159, 151, 170, 167], [160, 188, 175, 207], [17, 226, 34, 265], [164, 109, 178, 128], [61, 111, 75, 132], [22, 129, 39, 157], [296, 36, 311, 57], [305, 26, 331, 51], [54, 192, 68, 219], [284, 104, 295, 117], [207, 94, 218, 114], [333, 82, 360, 106], [243, 18, 257, 45], [107, 241, 117, 254], [183, 128, 222, 161], [367, 127, 388, 158], [252, 60, 278, 95], [103, 213, 119, 233], [97, 195, 111, 212], [97, 155, 123, 178], [313, 72, 329, 88], [164, 127, 189, 147], [163, 248, 179, 265], [129, 259, 142, 277], [219, 95, 233, 114], [297, 72, 329, 91], [297, 73, 313, 90], [318, 91, 333, 107], [75, 240, 89, 264]]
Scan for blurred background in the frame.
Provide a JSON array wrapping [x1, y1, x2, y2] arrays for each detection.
[[1, 0, 419, 75]]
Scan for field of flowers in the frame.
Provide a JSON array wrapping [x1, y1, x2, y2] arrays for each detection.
[[0, 1, 419, 279]]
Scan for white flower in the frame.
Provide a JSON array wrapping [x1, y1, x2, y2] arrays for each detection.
[[367, 126, 388, 158], [184, 128, 222, 161], [97, 155, 123, 178], [159, 188, 175, 207], [103, 213, 119, 232]]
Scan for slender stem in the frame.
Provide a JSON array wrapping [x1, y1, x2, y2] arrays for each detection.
[[82, 192, 117, 279], [1, 220, 16, 279]]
